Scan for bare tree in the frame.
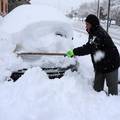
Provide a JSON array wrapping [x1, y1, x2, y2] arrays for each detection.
[[111, 6, 120, 25], [78, 2, 97, 19]]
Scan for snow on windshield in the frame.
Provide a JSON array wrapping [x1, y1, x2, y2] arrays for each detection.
[[1, 5, 74, 52]]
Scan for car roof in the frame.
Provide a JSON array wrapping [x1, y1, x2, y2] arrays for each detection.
[[2, 4, 72, 35]]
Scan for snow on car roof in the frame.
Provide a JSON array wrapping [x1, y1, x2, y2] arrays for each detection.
[[1, 4, 72, 34]]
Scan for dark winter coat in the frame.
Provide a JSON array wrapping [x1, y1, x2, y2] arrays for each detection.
[[73, 25, 120, 73]]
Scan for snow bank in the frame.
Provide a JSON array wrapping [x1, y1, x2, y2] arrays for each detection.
[[0, 28, 120, 120], [0, 30, 24, 81], [0, 66, 120, 120]]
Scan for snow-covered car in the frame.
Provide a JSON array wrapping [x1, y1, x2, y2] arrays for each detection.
[[1, 5, 78, 81]]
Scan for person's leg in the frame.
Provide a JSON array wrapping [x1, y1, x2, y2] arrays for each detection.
[[93, 72, 105, 92], [106, 69, 118, 95]]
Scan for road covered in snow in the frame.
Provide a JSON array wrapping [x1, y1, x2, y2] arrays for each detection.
[[0, 5, 120, 120], [73, 21, 120, 47]]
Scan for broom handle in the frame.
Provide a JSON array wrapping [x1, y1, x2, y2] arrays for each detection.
[[17, 52, 66, 56]]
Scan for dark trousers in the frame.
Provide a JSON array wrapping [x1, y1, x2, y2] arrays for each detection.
[[93, 69, 118, 95]]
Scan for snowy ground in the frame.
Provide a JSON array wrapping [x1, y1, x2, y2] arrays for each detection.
[[0, 31, 120, 120], [0, 5, 120, 120]]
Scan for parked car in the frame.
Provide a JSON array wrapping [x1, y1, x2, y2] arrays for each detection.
[[2, 5, 78, 81]]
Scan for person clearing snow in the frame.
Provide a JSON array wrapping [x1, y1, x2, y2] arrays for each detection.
[[66, 14, 120, 95]]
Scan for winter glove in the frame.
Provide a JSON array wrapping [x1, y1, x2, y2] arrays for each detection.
[[66, 49, 74, 58]]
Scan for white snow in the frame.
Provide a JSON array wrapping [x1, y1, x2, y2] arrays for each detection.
[[1, 5, 72, 34], [94, 51, 105, 62], [0, 5, 76, 70], [31, 0, 91, 12], [0, 4, 120, 120]]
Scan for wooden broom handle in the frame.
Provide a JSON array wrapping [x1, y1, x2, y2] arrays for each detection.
[[17, 52, 66, 56]]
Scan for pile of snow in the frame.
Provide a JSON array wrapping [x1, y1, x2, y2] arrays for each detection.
[[2, 5, 73, 50], [0, 4, 120, 120], [0, 5, 76, 69], [0, 57, 120, 120], [0, 30, 24, 81], [0, 28, 120, 120]]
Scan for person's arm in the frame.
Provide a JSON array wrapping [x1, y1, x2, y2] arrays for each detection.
[[73, 42, 93, 56], [66, 41, 97, 58]]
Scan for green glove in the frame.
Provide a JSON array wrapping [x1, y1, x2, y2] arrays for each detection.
[[66, 49, 74, 58]]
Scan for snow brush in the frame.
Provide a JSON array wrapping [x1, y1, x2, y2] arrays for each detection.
[[17, 52, 66, 56]]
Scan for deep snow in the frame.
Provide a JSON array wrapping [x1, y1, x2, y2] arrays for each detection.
[[1, 5, 72, 35], [0, 33, 120, 120], [0, 5, 76, 76], [0, 4, 120, 120], [0, 31, 120, 120]]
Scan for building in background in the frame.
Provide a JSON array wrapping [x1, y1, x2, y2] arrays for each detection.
[[8, 0, 31, 13], [0, 0, 31, 16], [0, 0, 8, 16]]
